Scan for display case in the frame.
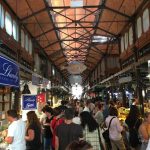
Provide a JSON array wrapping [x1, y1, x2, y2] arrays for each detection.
[[0, 87, 11, 149], [0, 87, 12, 112]]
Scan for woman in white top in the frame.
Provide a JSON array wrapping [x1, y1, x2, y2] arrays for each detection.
[[105, 106, 125, 150]]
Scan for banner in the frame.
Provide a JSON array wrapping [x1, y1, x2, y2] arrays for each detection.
[[22, 95, 37, 110], [0, 55, 19, 87], [37, 93, 46, 103]]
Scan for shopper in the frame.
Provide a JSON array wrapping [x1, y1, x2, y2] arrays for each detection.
[[5, 110, 26, 150], [89, 100, 95, 113], [55, 108, 83, 150], [105, 106, 125, 150], [80, 111, 100, 150], [40, 106, 47, 126], [125, 105, 142, 149], [25, 111, 42, 150], [76, 101, 83, 114], [51, 106, 64, 149], [94, 103, 104, 126], [73, 111, 81, 125], [40, 106, 47, 147], [103, 101, 109, 119], [83, 100, 90, 112], [43, 106, 54, 150], [139, 112, 150, 150], [132, 98, 139, 106], [66, 140, 93, 150]]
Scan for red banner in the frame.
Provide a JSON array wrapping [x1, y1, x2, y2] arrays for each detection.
[[37, 93, 46, 103]]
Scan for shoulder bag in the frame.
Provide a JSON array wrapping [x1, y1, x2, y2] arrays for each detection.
[[102, 117, 115, 145], [98, 127, 105, 150]]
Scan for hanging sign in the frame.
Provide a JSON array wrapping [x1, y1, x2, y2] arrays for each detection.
[[37, 93, 46, 103], [0, 55, 19, 87], [22, 95, 37, 110], [119, 76, 132, 84]]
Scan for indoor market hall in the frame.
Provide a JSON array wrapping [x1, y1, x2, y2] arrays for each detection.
[[0, 0, 150, 150]]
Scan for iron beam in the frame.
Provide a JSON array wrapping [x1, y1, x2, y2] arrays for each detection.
[[56, 26, 93, 29], [21, 8, 47, 21], [43, 0, 67, 67], [23, 20, 129, 25], [97, 26, 118, 37], [35, 28, 55, 38], [49, 5, 101, 9], [104, 6, 131, 19]]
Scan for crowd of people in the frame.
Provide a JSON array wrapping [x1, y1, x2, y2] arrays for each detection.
[[4, 98, 150, 150]]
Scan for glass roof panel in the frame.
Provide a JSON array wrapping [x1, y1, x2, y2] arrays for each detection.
[[49, 0, 101, 62]]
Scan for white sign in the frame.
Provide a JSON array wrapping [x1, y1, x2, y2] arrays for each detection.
[[119, 76, 132, 83]]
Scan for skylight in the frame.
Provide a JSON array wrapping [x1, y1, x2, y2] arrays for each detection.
[[92, 35, 110, 43], [71, 0, 83, 8]]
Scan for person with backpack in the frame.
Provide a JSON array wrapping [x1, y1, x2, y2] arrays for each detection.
[[105, 107, 125, 150]]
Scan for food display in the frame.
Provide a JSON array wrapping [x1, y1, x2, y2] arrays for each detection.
[[0, 125, 8, 149], [144, 103, 150, 112], [118, 107, 130, 121], [0, 111, 9, 149]]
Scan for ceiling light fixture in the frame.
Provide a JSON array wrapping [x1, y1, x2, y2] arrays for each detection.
[[92, 35, 110, 43]]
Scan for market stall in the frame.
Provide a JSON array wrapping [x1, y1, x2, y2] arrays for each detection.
[[0, 55, 20, 149]]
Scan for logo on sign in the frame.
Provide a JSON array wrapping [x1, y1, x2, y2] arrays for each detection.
[[25, 97, 36, 102], [0, 63, 19, 83], [22, 95, 37, 110], [26, 103, 34, 108], [0, 55, 19, 87]]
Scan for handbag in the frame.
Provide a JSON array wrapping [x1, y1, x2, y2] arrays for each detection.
[[102, 117, 115, 145]]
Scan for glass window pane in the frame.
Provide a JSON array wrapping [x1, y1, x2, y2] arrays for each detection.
[[16, 24, 19, 41], [29, 38, 33, 55], [0, 4, 4, 28], [25, 34, 29, 51], [129, 27, 133, 45], [125, 32, 128, 49], [121, 36, 124, 53], [143, 9, 150, 32], [21, 30, 25, 48], [0, 4, 1, 26], [13, 21, 17, 40], [137, 17, 142, 38], [5, 12, 12, 35]]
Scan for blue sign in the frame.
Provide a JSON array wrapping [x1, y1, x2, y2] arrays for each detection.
[[0, 55, 19, 87], [22, 95, 37, 110]]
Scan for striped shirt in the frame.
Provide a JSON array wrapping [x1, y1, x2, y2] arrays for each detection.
[[83, 126, 100, 150]]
